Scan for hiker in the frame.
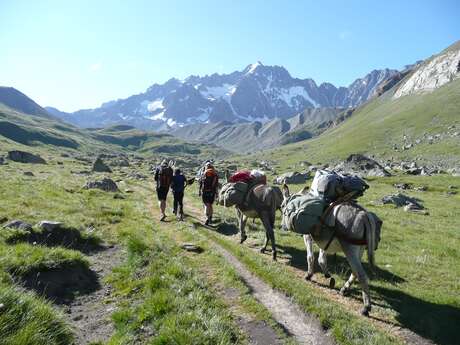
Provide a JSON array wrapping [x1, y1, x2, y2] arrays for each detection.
[[171, 168, 187, 221], [154, 159, 173, 221], [199, 162, 218, 225]]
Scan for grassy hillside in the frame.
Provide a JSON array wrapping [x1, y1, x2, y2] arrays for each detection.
[[0, 103, 229, 160], [247, 78, 460, 169]]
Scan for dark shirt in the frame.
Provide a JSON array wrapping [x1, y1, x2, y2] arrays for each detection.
[[154, 165, 173, 189], [171, 174, 187, 193]]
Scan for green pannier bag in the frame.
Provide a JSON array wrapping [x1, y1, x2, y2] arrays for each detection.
[[283, 194, 327, 234], [221, 182, 249, 207]]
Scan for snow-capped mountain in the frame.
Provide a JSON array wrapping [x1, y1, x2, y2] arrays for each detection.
[[46, 63, 398, 130]]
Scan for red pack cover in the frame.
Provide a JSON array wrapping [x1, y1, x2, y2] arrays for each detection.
[[229, 170, 252, 183]]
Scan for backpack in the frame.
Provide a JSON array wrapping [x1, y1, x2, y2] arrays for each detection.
[[229, 170, 252, 183], [220, 182, 249, 207], [309, 170, 342, 202], [339, 175, 369, 198], [309, 170, 369, 202], [158, 166, 173, 188], [282, 194, 327, 234], [202, 168, 218, 192], [250, 169, 267, 185]]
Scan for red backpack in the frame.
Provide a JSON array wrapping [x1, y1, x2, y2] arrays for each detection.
[[202, 168, 218, 192]]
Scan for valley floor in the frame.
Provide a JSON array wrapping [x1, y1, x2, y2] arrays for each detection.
[[0, 154, 459, 345]]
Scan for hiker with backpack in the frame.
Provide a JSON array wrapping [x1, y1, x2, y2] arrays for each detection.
[[154, 160, 174, 221], [171, 168, 187, 221], [199, 162, 219, 225]]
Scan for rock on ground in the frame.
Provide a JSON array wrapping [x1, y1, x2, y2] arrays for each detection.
[[334, 154, 390, 177], [84, 178, 119, 192], [7, 150, 46, 164], [275, 171, 310, 184], [3, 220, 33, 231], [381, 193, 424, 211], [37, 220, 63, 231], [92, 157, 112, 173]]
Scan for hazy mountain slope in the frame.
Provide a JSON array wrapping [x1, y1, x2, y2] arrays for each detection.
[[0, 87, 52, 119], [172, 107, 346, 152], [0, 102, 229, 158], [45, 64, 397, 130]]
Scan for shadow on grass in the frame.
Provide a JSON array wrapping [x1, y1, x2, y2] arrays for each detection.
[[373, 285, 460, 345], [15, 262, 100, 304], [5, 226, 103, 254], [277, 243, 406, 284]]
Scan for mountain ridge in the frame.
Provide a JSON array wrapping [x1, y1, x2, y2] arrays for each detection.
[[45, 64, 398, 130]]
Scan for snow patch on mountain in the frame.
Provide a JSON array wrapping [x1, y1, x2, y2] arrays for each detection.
[[200, 84, 235, 101], [147, 99, 164, 112], [279, 86, 318, 108]]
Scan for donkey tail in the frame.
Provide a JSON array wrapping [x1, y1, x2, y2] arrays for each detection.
[[365, 212, 376, 268]]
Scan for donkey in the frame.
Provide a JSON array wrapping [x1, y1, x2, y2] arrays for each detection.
[[218, 182, 283, 260], [281, 184, 382, 316]]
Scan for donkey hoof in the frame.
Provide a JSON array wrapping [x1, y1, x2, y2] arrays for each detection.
[[360, 306, 371, 317], [240, 235, 248, 244], [305, 273, 313, 281], [340, 287, 349, 296], [259, 247, 266, 253], [329, 277, 336, 289]]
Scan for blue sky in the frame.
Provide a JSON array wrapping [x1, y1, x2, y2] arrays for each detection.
[[1, 0, 459, 112]]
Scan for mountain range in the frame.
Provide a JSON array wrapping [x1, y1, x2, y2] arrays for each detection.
[[45, 63, 398, 130]]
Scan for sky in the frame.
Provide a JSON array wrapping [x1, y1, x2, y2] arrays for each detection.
[[0, 0, 459, 112]]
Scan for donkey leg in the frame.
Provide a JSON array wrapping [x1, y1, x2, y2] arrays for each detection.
[[260, 212, 276, 260], [340, 272, 356, 296], [303, 234, 315, 280], [238, 210, 248, 244], [318, 249, 335, 288], [340, 247, 363, 295], [342, 244, 372, 316]]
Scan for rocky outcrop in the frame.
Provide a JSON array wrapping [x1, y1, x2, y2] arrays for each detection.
[[84, 178, 119, 192], [275, 171, 310, 184], [7, 150, 46, 164], [334, 154, 390, 177], [92, 157, 112, 173], [3, 220, 33, 231], [394, 45, 460, 99]]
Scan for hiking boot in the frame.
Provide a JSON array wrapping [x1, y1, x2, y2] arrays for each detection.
[[179, 212, 184, 221], [205, 218, 210, 226], [160, 214, 166, 222]]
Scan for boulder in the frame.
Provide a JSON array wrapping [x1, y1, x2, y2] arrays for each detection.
[[84, 178, 119, 192], [394, 183, 411, 190], [37, 221, 62, 231], [275, 171, 310, 184], [3, 220, 33, 231], [334, 154, 390, 177], [7, 150, 46, 164], [381, 193, 424, 209], [92, 157, 112, 173]]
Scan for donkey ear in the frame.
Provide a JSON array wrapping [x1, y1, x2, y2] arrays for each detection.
[[282, 183, 290, 198]]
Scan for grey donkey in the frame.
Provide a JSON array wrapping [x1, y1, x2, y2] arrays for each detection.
[[218, 182, 283, 260], [281, 184, 382, 316]]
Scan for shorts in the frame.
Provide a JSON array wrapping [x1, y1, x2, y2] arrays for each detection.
[[156, 187, 169, 201], [202, 191, 216, 204]]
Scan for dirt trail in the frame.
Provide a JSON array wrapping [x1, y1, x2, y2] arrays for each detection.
[[213, 242, 335, 345], [62, 245, 124, 345], [168, 198, 334, 345]]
